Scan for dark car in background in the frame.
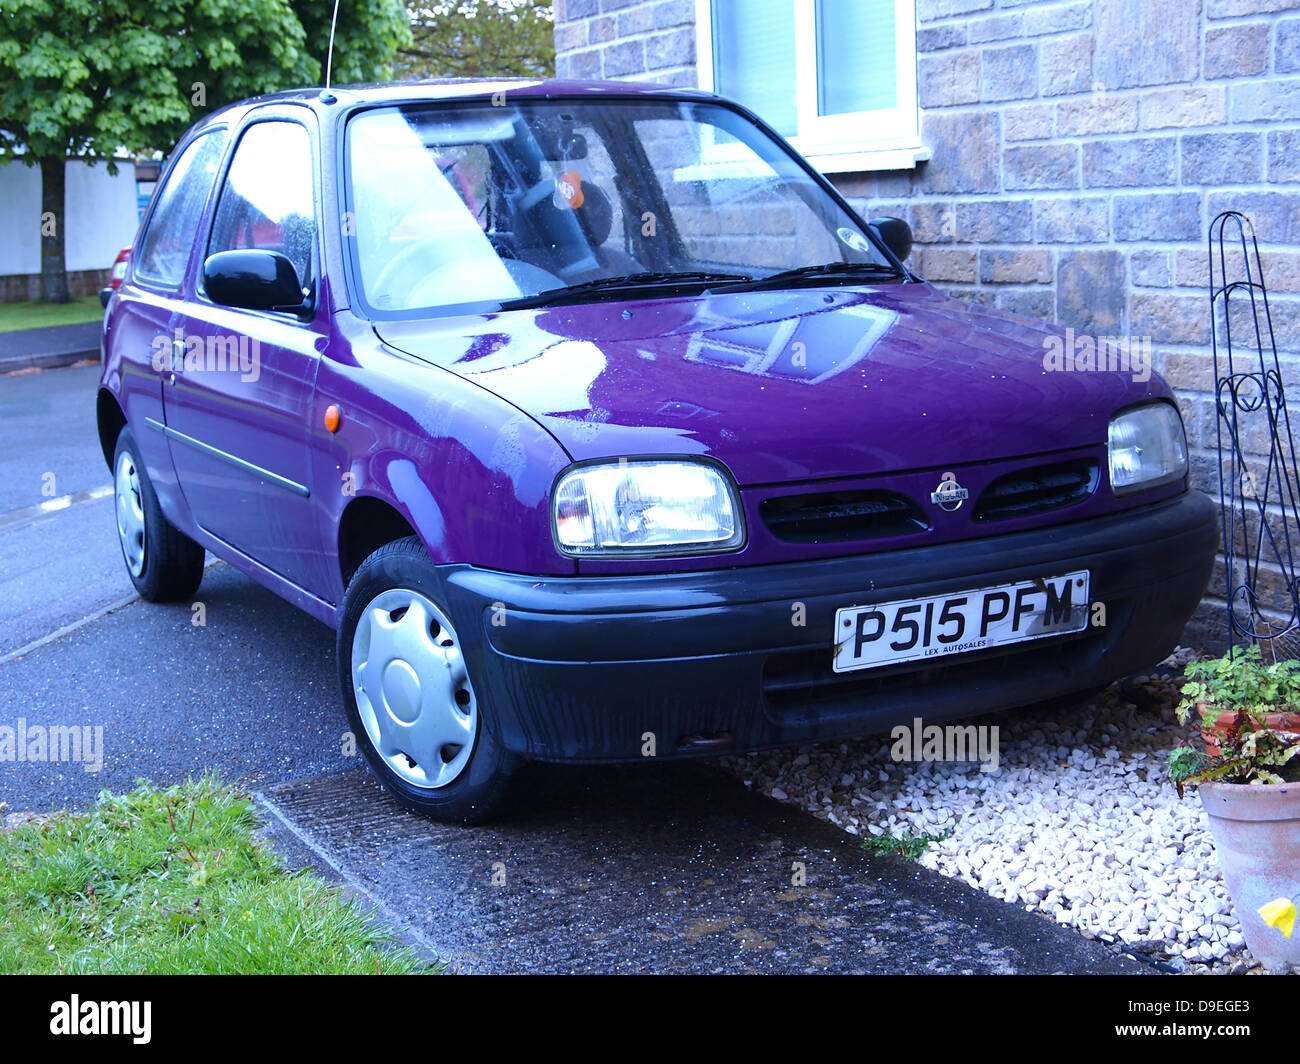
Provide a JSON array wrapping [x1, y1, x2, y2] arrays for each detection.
[[97, 79, 1218, 821]]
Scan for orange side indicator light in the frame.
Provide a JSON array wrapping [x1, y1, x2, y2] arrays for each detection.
[[325, 404, 342, 433]]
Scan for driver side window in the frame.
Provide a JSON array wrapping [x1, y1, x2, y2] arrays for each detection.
[[135, 131, 228, 289], [208, 120, 317, 295]]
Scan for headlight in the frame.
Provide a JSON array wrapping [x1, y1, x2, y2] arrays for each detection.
[[553, 459, 744, 556], [1108, 402, 1187, 495]]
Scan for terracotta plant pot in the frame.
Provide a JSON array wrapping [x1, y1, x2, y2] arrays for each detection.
[[1199, 780, 1300, 969], [1195, 702, 1300, 757]]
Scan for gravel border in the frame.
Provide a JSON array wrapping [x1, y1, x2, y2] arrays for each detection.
[[720, 647, 1293, 975]]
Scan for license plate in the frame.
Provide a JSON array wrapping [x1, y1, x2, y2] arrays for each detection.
[[833, 571, 1090, 674]]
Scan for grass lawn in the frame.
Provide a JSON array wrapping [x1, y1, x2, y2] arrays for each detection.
[[0, 776, 437, 974], [0, 296, 103, 334]]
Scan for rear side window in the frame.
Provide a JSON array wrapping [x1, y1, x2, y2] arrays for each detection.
[[207, 121, 316, 291], [134, 131, 228, 288]]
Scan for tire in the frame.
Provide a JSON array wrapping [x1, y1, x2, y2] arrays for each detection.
[[337, 536, 521, 823], [112, 427, 205, 602]]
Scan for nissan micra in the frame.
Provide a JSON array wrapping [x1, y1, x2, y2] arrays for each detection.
[[98, 79, 1218, 821]]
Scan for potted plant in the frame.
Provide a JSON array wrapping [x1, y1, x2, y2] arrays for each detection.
[[1170, 645, 1300, 969], [1177, 644, 1300, 755]]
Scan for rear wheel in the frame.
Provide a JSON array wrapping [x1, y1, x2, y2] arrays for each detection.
[[112, 428, 204, 601], [337, 537, 520, 823]]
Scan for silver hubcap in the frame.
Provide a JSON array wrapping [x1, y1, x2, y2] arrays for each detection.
[[114, 451, 146, 578], [351, 589, 478, 789]]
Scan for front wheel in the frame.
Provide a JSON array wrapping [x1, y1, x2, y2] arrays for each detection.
[[337, 537, 521, 823]]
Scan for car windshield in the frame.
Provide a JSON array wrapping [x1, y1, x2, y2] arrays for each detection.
[[344, 97, 899, 316]]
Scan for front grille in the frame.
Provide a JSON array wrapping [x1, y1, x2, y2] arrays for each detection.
[[760, 490, 928, 544], [973, 459, 1099, 522]]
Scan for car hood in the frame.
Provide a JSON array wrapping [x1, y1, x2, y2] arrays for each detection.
[[373, 283, 1166, 486]]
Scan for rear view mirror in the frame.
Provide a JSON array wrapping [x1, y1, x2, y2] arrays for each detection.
[[203, 250, 310, 317], [869, 216, 913, 263], [528, 118, 589, 162]]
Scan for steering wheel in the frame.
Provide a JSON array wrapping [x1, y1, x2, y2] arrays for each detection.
[[370, 238, 447, 309]]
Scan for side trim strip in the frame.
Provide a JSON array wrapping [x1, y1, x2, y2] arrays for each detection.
[[145, 417, 311, 498]]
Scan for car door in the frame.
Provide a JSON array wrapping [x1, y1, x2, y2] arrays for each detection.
[[162, 110, 329, 594]]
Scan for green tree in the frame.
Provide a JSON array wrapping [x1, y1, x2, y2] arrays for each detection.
[[399, 1, 554, 80], [0, 0, 409, 303]]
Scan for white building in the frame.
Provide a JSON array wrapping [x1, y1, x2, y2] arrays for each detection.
[[0, 158, 141, 300]]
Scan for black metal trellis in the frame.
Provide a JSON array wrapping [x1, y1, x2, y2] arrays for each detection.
[[1209, 210, 1300, 660]]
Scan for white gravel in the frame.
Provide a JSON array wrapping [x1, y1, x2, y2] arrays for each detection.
[[719, 646, 1265, 973]]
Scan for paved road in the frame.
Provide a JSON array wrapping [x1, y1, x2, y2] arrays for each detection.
[[0, 362, 1145, 974], [0, 364, 136, 657], [0, 363, 348, 808]]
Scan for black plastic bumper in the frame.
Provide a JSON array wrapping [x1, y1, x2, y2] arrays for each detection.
[[439, 490, 1219, 763]]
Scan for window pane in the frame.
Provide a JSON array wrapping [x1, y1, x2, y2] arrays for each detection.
[[347, 108, 523, 311], [710, 0, 798, 136], [135, 131, 227, 288], [816, 0, 898, 116], [209, 122, 316, 288]]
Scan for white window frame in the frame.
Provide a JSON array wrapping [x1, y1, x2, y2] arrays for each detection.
[[694, 0, 929, 174]]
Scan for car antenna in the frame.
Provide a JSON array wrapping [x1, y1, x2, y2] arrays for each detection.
[[320, 0, 341, 103]]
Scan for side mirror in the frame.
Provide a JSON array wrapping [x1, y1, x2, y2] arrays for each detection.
[[868, 216, 913, 264], [203, 250, 310, 316]]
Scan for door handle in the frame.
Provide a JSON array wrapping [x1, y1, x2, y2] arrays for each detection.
[[167, 336, 185, 384]]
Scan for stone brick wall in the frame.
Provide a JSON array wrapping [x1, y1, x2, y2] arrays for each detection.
[[555, 0, 698, 85], [555, 0, 1300, 646]]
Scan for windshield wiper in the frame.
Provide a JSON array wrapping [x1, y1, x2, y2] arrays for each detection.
[[497, 271, 753, 310], [708, 261, 905, 294]]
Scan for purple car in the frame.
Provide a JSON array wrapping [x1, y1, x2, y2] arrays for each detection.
[[98, 79, 1217, 821]]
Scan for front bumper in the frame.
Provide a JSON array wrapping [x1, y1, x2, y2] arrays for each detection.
[[439, 490, 1218, 762]]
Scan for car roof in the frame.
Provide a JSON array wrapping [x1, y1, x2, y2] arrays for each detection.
[[197, 77, 719, 128]]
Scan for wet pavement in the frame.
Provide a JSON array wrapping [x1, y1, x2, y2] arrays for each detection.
[[256, 763, 1149, 974], [0, 321, 100, 372]]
